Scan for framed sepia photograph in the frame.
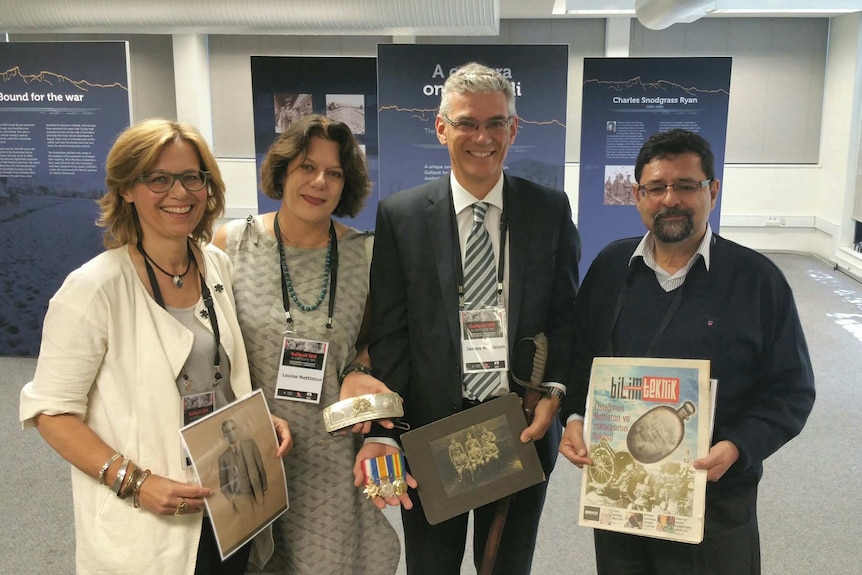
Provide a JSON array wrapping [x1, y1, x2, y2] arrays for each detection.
[[180, 389, 289, 560], [401, 394, 544, 525]]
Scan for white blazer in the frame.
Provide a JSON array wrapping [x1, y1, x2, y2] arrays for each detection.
[[20, 244, 254, 575]]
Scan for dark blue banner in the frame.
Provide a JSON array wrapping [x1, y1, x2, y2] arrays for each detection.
[[578, 57, 732, 278], [0, 41, 130, 356], [250, 57, 378, 231], [377, 44, 568, 199]]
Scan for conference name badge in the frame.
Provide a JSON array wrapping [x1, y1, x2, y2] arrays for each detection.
[[275, 336, 329, 404], [459, 306, 508, 374]]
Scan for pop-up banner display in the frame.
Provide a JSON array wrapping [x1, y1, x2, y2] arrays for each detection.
[[376, 44, 568, 200], [250, 57, 378, 231], [577, 57, 732, 278], [0, 41, 131, 357]]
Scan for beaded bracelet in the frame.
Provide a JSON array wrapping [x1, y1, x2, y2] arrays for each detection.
[[111, 458, 131, 496], [132, 469, 152, 509], [98, 452, 122, 486]]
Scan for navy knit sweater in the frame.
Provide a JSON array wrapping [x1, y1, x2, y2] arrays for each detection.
[[562, 234, 815, 497]]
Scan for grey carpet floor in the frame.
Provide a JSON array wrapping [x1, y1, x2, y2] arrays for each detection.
[[1, 252, 860, 574]]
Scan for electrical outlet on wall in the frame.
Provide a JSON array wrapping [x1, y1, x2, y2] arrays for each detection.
[[765, 216, 784, 227]]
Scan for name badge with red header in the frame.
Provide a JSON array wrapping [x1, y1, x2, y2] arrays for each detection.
[[275, 336, 329, 404], [459, 307, 508, 374]]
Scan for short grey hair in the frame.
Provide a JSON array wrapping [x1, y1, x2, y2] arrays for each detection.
[[439, 62, 516, 118]]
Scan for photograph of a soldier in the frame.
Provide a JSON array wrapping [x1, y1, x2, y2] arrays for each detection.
[[180, 391, 288, 559]]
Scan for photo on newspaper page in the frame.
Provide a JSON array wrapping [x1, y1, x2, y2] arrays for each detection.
[[579, 357, 713, 544]]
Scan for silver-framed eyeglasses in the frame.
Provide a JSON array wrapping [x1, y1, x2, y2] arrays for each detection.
[[441, 115, 513, 134], [640, 179, 712, 198], [138, 170, 210, 193]]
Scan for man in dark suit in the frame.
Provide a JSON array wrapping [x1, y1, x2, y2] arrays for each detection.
[[358, 62, 580, 575], [218, 418, 267, 524]]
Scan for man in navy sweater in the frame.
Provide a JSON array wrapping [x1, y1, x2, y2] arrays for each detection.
[[559, 129, 815, 575]]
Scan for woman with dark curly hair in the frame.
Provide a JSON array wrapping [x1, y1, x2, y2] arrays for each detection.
[[214, 114, 400, 574], [20, 118, 293, 574]]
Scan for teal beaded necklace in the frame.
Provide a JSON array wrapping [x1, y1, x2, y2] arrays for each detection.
[[273, 213, 338, 330]]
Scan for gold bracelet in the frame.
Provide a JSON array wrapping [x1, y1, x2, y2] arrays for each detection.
[[119, 465, 140, 500], [98, 452, 122, 486], [133, 469, 151, 509]]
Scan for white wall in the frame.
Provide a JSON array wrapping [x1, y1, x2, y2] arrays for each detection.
[[819, 12, 862, 281]]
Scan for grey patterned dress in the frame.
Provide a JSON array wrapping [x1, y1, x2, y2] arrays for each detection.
[[223, 216, 399, 575]]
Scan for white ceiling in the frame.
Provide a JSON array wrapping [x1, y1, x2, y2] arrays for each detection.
[[502, 0, 861, 19], [0, 0, 858, 35]]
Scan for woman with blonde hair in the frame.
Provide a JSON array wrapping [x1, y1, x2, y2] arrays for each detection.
[[20, 118, 292, 574]]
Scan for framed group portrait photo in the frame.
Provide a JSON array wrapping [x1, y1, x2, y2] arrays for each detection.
[[401, 394, 544, 525]]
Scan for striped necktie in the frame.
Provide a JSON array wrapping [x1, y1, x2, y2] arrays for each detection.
[[463, 202, 500, 401]]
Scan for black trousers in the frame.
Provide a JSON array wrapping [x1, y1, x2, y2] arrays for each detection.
[[401, 478, 549, 575], [594, 485, 761, 575], [195, 515, 253, 575]]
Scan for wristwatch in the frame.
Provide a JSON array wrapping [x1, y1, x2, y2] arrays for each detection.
[[542, 385, 565, 401], [339, 362, 373, 385]]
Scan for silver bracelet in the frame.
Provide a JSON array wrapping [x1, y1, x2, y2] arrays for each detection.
[[111, 458, 131, 496], [322, 392, 403, 432], [98, 452, 122, 486]]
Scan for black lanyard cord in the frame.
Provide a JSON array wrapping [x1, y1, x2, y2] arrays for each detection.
[[453, 186, 507, 309], [609, 262, 686, 357], [138, 241, 222, 384], [199, 273, 222, 382]]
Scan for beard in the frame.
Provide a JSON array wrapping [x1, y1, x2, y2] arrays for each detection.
[[652, 207, 695, 243]]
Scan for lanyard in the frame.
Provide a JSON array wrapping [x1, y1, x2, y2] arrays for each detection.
[[139, 242, 223, 384], [610, 236, 713, 355], [453, 187, 507, 309], [609, 262, 685, 357], [273, 215, 339, 331]]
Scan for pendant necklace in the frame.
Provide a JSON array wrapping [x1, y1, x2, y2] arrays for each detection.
[[142, 247, 224, 389], [138, 240, 194, 288]]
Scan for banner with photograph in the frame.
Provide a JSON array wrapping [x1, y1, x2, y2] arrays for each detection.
[[250, 57, 378, 231], [577, 57, 732, 278], [377, 44, 568, 200], [0, 41, 131, 357]]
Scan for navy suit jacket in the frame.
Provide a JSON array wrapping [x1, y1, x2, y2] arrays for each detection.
[[369, 174, 580, 473]]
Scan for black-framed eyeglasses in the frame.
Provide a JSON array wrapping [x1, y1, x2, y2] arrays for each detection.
[[639, 179, 712, 198], [138, 170, 210, 193], [441, 115, 513, 134]]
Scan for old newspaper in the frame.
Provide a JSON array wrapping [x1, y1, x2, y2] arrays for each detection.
[[578, 357, 712, 544]]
